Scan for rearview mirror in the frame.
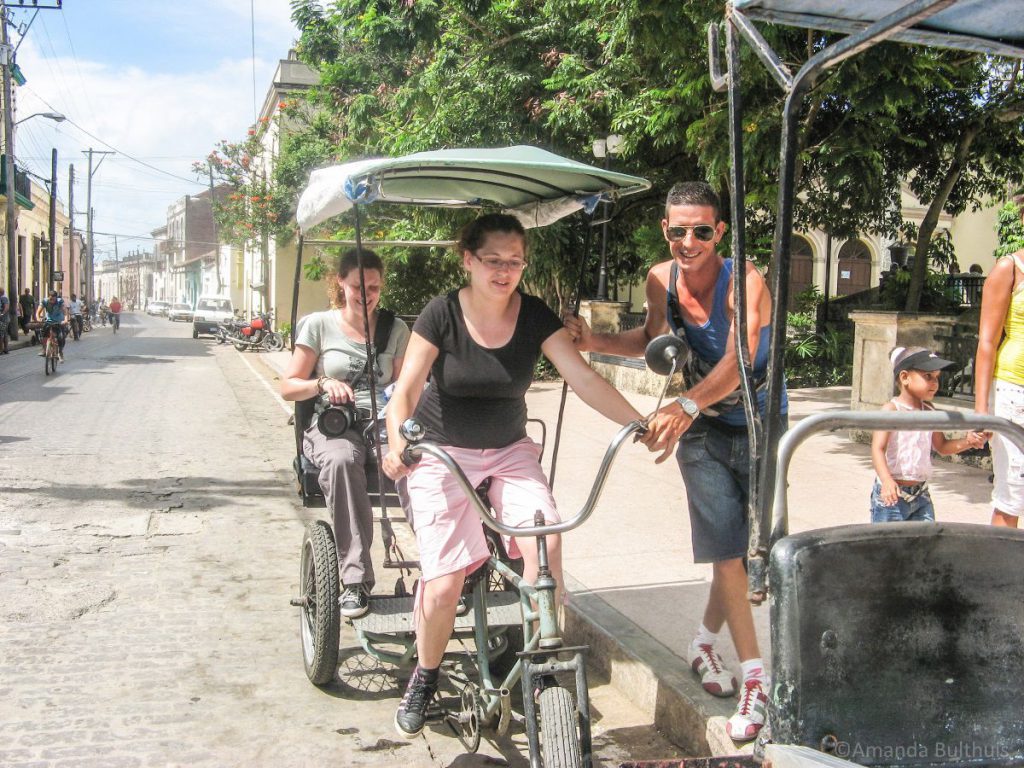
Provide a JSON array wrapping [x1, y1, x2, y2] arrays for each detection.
[[644, 333, 689, 376]]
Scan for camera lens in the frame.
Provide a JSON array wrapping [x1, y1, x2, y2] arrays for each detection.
[[318, 405, 352, 438]]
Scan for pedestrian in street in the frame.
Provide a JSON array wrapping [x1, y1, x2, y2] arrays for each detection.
[[68, 293, 84, 340], [870, 346, 987, 523], [280, 249, 411, 621], [975, 191, 1024, 528], [382, 213, 646, 739], [0, 288, 10, 354], [564, 181, 780, 742], [18, 289, 34, 335]]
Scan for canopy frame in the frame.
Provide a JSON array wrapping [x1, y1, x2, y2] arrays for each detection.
[[709, 0, 1023, 600]]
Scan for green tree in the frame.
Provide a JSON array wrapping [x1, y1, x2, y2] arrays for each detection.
[[995, 197, 1024, 259]]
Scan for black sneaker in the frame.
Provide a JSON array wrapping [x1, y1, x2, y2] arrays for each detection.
[[394, 667, 438, 738], [339, 583, 369, 619]]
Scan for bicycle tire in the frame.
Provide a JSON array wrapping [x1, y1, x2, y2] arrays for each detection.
[[538, 686, 582, 768], [299, 520, 340, 686]]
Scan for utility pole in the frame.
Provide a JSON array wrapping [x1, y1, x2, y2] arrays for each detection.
[[113, 234, 119, 297], [2, 7, 18, 339], [82, 148, 114, 309], [68, 163, 76, 297], [48, 147, 56, 290]]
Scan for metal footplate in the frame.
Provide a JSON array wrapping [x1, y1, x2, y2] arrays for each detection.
[[352, 590, 522, 634]]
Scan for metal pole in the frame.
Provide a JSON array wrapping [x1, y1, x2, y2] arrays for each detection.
[[114, 234, 120, 297], [2, 10, 19, 339], [69, 163, 76, 297], [48, 147, 56, 291], [85, 150, 93, 306], [595, 155, 610, 301]]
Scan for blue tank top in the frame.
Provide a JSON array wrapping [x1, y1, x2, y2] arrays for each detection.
[[666, 258, 787, 427]]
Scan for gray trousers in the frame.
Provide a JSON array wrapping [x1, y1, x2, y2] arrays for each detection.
[[303, 423, 376, 590]]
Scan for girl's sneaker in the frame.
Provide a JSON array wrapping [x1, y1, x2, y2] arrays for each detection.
[[726, 678, 768, 741], [687, 642, 737, 697]]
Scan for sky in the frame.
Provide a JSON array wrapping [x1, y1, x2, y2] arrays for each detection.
[[9, 0, 301, 265]]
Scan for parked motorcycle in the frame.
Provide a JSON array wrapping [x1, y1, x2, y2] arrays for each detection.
[[220, 312, 284, 352]]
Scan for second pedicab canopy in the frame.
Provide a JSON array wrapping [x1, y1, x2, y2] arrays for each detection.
[[732, 0, 1024, 59], [296, 145, 652, 234]]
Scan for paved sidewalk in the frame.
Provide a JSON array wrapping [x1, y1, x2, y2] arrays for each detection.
[[258, 350, 996, 757]]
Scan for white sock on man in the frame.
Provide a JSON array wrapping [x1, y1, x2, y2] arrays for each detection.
[[693, 623, 719, 648], [740, 658, 766, 683]]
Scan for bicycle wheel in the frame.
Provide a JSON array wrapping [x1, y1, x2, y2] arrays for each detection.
[[265, 332, 284, 352], [299, 520, 340, 686], [44, 341, 52, 375], [538, 686, 582, 768]]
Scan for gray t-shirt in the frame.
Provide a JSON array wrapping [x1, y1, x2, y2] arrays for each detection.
[[295, 309, 411, 410]]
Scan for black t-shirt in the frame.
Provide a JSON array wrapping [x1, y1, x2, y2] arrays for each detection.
[[413, 290, 563, 449]]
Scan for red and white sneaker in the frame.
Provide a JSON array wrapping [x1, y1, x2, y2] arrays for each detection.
[[687, 643, 737, 697], [726, 678, 768, 742]]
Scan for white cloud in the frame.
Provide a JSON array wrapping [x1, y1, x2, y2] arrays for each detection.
[[11, 7, 303, 257]]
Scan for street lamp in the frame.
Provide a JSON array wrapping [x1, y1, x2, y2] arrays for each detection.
[[14, 111, 65, 126], [3, 109, 66, 339], [592, 134, 623, 301]]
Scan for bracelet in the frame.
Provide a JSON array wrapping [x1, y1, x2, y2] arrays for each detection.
[[316, 375, 329, 395]]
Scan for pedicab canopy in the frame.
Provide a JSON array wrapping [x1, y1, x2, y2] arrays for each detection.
[[296, 145, 652, 233], [733, 0, 1024, 59]]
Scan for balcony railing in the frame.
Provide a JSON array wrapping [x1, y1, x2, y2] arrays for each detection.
[[0, 156, 35, 209]]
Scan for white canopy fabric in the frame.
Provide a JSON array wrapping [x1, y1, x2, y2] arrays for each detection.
[[296, 145, 651, 233]]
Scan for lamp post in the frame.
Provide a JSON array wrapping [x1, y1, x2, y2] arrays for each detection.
[[2, 98, 64, 339], [592, 134, 622, 301]]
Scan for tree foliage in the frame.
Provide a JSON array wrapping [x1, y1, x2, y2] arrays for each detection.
[[278, 0, 1024, 318]]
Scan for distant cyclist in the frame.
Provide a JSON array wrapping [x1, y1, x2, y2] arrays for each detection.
[[39, 291, 67, 362], [108, 297, 122, 333], [68, 293, 84, 340]]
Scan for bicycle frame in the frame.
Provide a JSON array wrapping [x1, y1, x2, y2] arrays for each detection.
[[398, 418, 646, 767]]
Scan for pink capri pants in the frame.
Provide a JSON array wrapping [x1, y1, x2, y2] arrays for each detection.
[[404, 437, 559, 583]]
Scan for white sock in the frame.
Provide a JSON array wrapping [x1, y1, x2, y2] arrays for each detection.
[[740, 658, 765, 682], [693, 623, 718, 648]]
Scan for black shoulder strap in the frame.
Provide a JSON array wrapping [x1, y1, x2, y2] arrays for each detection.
[[373, 308, 395, 354]]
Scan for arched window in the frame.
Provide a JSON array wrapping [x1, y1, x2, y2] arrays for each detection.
[[788, 234, 814, 309], [836, 239, 872, 296]]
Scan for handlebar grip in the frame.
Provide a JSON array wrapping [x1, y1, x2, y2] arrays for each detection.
[[401, 446, 419, 468]]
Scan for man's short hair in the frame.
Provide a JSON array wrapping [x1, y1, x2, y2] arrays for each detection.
[[665, 181, 722, 221]]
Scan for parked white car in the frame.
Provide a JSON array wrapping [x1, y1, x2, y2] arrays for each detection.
[[147, 300, 170, 316], [168, 302, 194, 322], [192, 296, 234, 339]]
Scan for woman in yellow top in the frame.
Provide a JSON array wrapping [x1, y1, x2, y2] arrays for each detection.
[[975, 193, 1024, 528]]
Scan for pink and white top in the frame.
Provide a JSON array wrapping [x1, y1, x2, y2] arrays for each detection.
[[884, 399, 934, 482]]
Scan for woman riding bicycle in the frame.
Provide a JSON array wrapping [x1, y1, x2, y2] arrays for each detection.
[[281, 249, 411, 620], [381, 213, 648, 738]]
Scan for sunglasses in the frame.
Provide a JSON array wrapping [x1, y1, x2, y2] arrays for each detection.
[[473, 254, 528, 272], [665, 224, 716, 243]]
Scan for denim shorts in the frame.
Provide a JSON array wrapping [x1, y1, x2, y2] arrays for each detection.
[[992, 379, 1024, 517], [676, 417, 769, 563], [869, 478, 935, 522]]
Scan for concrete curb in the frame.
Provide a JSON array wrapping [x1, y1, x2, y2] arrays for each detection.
[[563, 573, 752, 758]]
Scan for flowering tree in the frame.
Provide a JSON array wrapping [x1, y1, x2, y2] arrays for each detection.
[[195, 125, 290, 308]]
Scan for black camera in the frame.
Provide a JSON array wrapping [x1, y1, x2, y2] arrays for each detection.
[[314, 395, 357, 438]]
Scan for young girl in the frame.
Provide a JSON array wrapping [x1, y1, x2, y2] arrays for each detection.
[[870, 346, 988, 522]]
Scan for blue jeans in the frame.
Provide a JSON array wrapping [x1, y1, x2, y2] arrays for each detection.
[[869, 479, 935, 522], [676, 417, 788, 563]]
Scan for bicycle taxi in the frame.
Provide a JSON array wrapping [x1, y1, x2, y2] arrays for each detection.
[[286, 146, 660, 767], [624, 2, 1024, 768]]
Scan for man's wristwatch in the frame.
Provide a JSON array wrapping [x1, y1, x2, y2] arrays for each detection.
[[675, 396, 700, 419]]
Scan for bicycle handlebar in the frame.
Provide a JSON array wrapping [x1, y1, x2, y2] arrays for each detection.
[[401, 418, 647, 538]]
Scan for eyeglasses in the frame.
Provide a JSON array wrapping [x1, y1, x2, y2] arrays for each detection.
[[473, 254, 528, 272], [665, 224, 716, 243]]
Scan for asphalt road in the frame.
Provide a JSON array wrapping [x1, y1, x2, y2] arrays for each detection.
[[0, 313, 682, 767]]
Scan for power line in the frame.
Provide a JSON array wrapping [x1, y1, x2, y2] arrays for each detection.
[[23, 85, 204, 185]]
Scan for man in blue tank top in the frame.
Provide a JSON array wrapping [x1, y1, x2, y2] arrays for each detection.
[[565, 181, 787, 743]]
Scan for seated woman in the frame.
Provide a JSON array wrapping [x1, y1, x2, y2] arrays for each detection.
[[382, 213, 647, 738], [281, 249, 411, 618]]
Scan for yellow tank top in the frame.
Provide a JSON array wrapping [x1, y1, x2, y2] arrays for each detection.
[[994, 253, 1024, 386]]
